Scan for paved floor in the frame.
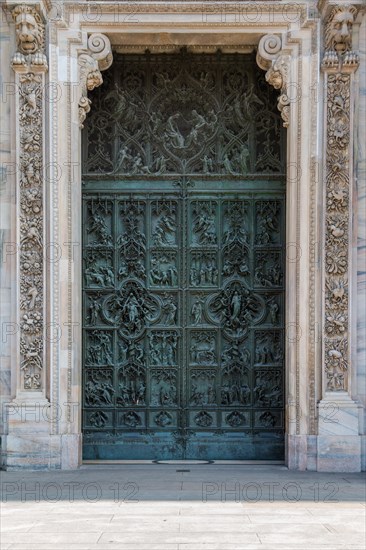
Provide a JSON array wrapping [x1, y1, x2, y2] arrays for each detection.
[[0, 464, 365, 550]]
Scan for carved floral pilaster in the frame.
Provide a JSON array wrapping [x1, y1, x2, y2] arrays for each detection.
[[11, 5, 48, 392], [321, 4, 359, 393], [78, 33, 113, 128], [256, 34, 291, 128]]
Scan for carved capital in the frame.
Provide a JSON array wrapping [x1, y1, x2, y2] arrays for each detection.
[[257, 35, 290, 128], [78, 33, 113, 128], [11, 4, 47, 72], [322, 4, 359, 71]]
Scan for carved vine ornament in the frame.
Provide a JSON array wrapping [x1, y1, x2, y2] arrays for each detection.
[[11, 4, 47, 390], [322, 4, 359, 392]]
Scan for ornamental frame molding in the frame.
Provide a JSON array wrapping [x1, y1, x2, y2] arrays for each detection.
[[52, 5, 315, 469]]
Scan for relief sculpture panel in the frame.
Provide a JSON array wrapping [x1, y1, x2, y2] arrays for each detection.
[[82, 51, 285, 460]]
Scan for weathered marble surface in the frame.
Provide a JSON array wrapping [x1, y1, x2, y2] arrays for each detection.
[[356, 11, 366, 470], [0, 11, 15, 441]]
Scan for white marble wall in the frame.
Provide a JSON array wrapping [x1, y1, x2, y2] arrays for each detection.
[[0, 11, 16, 448], [356, 12, 366, 469]]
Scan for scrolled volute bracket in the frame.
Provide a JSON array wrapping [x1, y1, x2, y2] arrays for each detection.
[[78, 33, 113, 128], [256, 34, 291, 128]]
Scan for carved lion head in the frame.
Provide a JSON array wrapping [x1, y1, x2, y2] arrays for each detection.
[[12, 5, 44, 55], [325, 6, 357, 54]]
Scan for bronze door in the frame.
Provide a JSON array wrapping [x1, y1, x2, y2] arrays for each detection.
[[82, 51, 285, 460]]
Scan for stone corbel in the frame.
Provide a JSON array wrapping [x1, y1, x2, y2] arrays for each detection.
[[256, 35, 291, 128], [78, 33, 113, 128], [321, 4, 359, 72]]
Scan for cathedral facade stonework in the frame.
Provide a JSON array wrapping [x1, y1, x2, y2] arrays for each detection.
[[0, 0, 365, 471]]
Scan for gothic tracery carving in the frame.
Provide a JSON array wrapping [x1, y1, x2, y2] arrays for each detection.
[[84, 51, 284, 175]]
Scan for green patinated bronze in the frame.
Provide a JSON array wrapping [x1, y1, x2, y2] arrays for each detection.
[[82, 50, 286, 460]]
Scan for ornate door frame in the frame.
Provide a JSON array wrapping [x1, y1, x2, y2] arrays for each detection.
[[3, 1, 364, 471]]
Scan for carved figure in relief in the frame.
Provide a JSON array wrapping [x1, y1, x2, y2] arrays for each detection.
[[148, 333, 177, 366], [238, 144, 250, 174], [89, 296, 101, 325], [190, 384, 204, 405], [136, 382, 146, 404], [165, 113, 185, 148], [153, 155, 167, 175], [190, 333, 215, 364], [268, 298, 279, 325], [254, 256, 282, 287], [118, 341, 128, 363], [201, 154, 213, 174], [190, 254, 218, 286], [230, 291, 241, 322], [114, 146, 131, 172], [150, 368, 177, 407], [259, 411, 276, 428], [123, 411, 141, 427], [89, 410, 108, 428], [86, 331, 113, 366], [20, 221, 42, 249], [161, 295, 177, 325], [155, 411, 172, 427], [255, 336, 272, 364], [153, 214, 176, 245], [191, 296, 205, 325], [27, 285, 38, 310], [226, 411, 246, 427], [85, 266, 106, 287], [85, 373, 115, 406], [186, 110, 208, 146], [193, 210, 216, 245], [149, 257, 178, 286], [223, 154, 234, 174], [87, 214, 112, 245], [194, 411, 213, 427]]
